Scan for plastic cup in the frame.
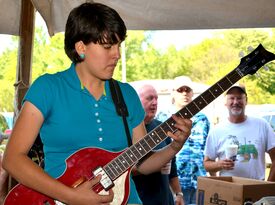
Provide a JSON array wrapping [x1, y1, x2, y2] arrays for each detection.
[[225, 144, 238, 161]]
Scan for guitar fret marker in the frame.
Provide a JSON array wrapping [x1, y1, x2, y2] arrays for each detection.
[[136, 141, 147, 154], [113, 160, 123, 173], [128, 148, 137, 161], [193, 102, 200, 110], [208, 89, 216, 98], [132, 145, 142, 159], [117, 156, 128, 170], [216, 83, 224, 91], [147, 133, 157, 147], [124, 150, 134, 164], [152, 131, 162, 142], [165, 121, 173, 132], [108, 163, 119, 177]]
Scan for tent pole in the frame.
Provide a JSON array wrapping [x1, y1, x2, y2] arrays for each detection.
[[8, 0, 35, 193], [14, 0, 35, 119]]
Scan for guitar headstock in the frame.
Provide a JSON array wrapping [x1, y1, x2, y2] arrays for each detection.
[[238, 44, 275, 76]]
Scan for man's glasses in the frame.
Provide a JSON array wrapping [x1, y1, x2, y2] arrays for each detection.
[[176, 86, 192, 93]]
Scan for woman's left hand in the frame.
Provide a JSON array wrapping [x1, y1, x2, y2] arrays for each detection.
[[167, 114, 192, 152]]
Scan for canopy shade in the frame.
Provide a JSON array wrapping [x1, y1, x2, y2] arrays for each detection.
[[0, 0, 275, 36]]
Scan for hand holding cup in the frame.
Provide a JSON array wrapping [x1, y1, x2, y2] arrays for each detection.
[[225, 144, 238, 161]]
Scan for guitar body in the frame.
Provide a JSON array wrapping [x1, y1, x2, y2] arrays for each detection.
[[4, 147, 131, 205]]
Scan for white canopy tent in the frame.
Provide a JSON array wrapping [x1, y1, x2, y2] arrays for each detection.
[[1, 0, 275, 36]]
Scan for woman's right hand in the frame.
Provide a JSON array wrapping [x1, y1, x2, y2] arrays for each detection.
[[67, 175, 114, 205]]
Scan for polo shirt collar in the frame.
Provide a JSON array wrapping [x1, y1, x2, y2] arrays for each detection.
[[62, 63, 110, 97]]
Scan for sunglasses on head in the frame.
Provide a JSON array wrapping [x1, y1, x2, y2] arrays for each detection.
[[176, 86, 192, 93]]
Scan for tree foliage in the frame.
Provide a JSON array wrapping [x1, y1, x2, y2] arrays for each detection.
[[0, 27, 274, 114], [222, 29, 275, 103]]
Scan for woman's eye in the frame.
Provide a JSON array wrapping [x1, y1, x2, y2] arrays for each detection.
[[103, 44, 112, 49]]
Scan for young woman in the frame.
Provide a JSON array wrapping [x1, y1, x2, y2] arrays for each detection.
[[3, 3, 192, 205]]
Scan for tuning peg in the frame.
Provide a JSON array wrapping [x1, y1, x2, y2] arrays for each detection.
[[247, 46, 254, 52], [239, 51, 245, 58], [263, 65, 269, 71]]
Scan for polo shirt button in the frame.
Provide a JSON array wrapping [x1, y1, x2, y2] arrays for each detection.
[[99, 137, 103, 142], [94, 103, 98, 107], [95, 112, 99, 116], [97, 119, 101, 123], [99, 128, 103, 132]]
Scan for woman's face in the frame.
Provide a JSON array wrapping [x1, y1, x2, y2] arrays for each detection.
[[81, 40, 122, 80]]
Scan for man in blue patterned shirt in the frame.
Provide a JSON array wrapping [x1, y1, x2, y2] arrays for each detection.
[[157, 76, 210, 205]]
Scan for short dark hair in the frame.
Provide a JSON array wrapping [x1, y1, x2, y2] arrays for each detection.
[[64, 2, 127, 63]]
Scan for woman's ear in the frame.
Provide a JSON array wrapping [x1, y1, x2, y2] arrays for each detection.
[[75, 41, 85, 55]]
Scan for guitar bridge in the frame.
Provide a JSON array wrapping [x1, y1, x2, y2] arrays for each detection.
[[93, 167, 114, 191]]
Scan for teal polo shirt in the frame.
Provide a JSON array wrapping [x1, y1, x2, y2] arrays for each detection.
[[24, 63, 145, 203]]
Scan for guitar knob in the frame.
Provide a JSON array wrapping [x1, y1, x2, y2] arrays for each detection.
[[263, 65, 269, 71], [239, 51, 245, 58], [247, 46, 254, 52]]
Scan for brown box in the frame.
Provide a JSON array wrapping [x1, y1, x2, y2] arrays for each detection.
[[197, 176, 275, 205]]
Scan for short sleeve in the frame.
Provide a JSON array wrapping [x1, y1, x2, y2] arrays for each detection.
[[204, 128, 218, 160], [169, 155, 178, 179], [265, 120, 275, 151], [23, 74, 55, 119]]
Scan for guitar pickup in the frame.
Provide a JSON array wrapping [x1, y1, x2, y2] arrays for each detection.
[[93, 167, 114, 191]]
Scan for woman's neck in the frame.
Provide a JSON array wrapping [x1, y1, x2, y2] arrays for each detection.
[[76, 64, 105, 100]]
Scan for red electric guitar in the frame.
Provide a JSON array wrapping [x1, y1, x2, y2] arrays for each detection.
[[4, 44, 275, 205]]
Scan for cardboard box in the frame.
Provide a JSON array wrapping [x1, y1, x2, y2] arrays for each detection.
[[197, 176, 275, 205]]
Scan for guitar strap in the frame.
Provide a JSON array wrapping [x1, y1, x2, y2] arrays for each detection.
[[109, 78, 132, 147]]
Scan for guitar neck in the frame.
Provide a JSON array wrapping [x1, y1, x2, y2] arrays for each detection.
[[103, 68, 242, 181], [103, 44, 275, 181]]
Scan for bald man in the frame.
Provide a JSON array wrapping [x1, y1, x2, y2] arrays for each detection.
[[133, 84, 184, 205]]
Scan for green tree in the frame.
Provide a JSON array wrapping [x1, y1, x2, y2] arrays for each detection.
[[0, 28, 274, 112], [184, 38, 238, 84], [0, 47, 18, 111], [222, 29, 275, 103], [117, 31, 189, 81], [32, 28, 71, 80]]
